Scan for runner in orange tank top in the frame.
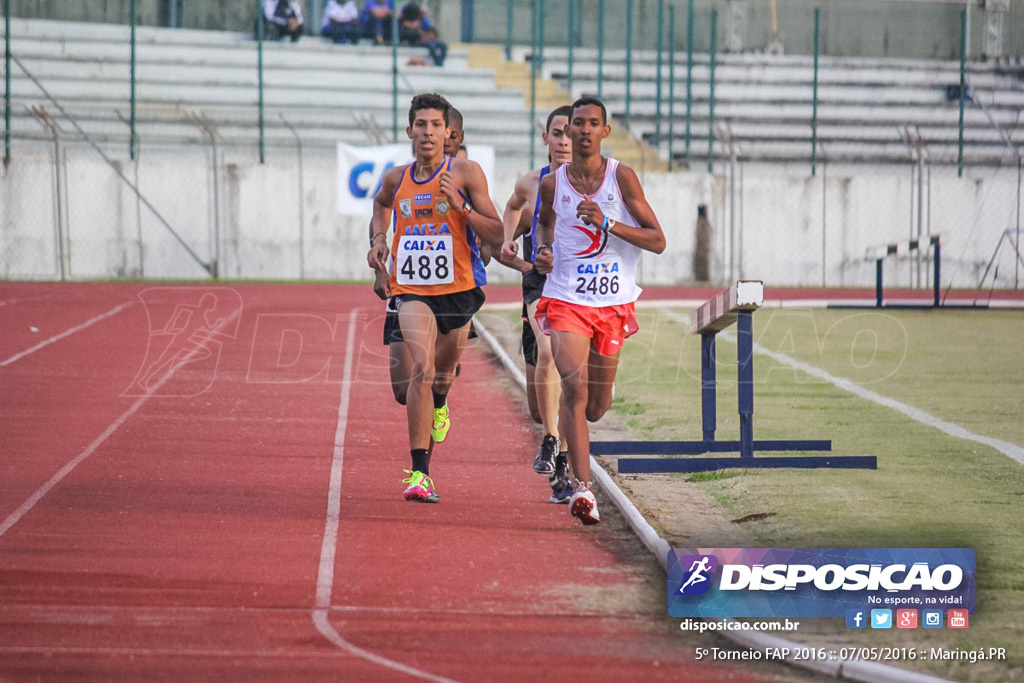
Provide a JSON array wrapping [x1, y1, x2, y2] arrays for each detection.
[[366, 93, 503, 503]]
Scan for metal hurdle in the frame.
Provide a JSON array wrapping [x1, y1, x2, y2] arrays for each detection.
[[591, 281, 877, 473], [865, 235, 941, 308]]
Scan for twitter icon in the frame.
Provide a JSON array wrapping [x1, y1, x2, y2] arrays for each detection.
[[870, 609, 893, 629]]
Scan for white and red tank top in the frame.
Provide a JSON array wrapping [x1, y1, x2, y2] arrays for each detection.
[[540, 158, 642, 307]]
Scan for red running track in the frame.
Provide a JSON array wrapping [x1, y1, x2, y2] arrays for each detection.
[[0, 282, 784, 682]]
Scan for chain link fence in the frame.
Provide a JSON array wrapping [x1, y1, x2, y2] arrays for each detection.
[[1, 128, 366, 280], [3, 2, 1023, 289]]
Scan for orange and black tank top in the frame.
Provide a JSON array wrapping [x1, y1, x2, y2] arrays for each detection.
[[388, 157, 487, 297]]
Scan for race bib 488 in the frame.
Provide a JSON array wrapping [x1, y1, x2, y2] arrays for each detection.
[[396, 235, 454, 286]]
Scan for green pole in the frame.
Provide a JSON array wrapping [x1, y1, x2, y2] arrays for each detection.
[[625, 0, 633, 122], [4, 0, 11, 166], [811, 7, 820, 176], [668, 6, 676, 172], [538, 0, 545, 76], [655, 0, 664, 145], [505, 0, 513, 61], [130, 0, 137, 160], [707, 9, 717, 173], [256, 0, 265, 163], [597, 0, 604, 98], [957, 6, 967, 177], [392, 9, 398, 142], [685, 0, 694, 165], [567, 0, 574, 96], [530, 0, 538, 167]]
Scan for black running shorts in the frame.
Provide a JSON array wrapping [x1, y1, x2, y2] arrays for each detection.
[[384, 301, 480, 345], [522, 268, 546, 305], [394, 287, 485, 336], [521, 301, 538, 367]]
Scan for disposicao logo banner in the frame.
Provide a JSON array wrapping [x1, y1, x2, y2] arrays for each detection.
[[667, 548, 975, 618]]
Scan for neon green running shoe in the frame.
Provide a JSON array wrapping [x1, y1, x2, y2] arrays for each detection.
[[431, 404, 450, 443], [402, 469, 439, 503]]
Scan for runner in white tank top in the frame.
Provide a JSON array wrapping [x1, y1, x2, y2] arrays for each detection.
[[542, 158, 642, 307], [533, 96, 667, 527]]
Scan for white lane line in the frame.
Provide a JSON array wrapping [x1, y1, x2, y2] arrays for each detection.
[[0, 302, 134, 367], [659, 307, 1024, 465], [739, 331, 1024, 465], [476, 312, 950, 683], [311, 310, 457, 683], [0, 307, 240, 539]]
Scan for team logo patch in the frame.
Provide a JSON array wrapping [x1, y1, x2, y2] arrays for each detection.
[[560, 194, 571, 207], [436, 200, 450, 215], [572, 223, 609, 258], [414, 193, 433, 206], [398, 199, 412, 218]]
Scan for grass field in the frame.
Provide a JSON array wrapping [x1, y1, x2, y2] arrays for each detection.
[[482, 303, 1024, 683]]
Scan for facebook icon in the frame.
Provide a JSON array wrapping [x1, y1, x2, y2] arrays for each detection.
[[845, 609, 867, 629]]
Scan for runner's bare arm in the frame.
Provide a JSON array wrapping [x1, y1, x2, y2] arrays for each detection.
[[590, 163, 666, 254], [367, 165, 403, 271], [372, 267, 391, 300], [494, 172, 538, 273], [440, 159, 504, 250], [532, 173, 557, 275], [501, 171, 536, 255], [493, 248, 534, 275], [367, 217, 391, 299]]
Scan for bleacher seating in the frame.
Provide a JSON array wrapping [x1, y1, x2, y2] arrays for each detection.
[[1, 18, 536, 167], [531, 46, 1024, 167], [5, 17, 1022, 169]]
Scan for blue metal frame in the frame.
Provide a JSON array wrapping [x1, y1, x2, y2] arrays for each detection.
[[591, 310, 877, 472]]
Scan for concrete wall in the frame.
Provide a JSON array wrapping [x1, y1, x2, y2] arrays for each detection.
[[3, 145, 1021, 290]]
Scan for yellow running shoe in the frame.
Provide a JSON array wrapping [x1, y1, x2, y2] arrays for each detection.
[[431, 404, 450, 443], [402, 470, 439, 503]]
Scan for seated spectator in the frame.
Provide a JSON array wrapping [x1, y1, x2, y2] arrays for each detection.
[[321, 0, 360, 44], [360, 0, 395, 44], [259, 0, 304, 42], [398, 3, 447, 66]]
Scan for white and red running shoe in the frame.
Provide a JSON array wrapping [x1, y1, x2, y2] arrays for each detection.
[[569, 488, 600, 525]]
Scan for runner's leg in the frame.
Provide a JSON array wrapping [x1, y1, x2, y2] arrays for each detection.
[[397, 300, 438, 451], [527, 299, 561, 439], [584, 346, 619, 422], [550, 329, 594, 486], [389, 340, 411, 405]]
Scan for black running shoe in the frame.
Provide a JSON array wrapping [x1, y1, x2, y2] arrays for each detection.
[[532, 434, 558, 475], [547, 451, 571, 502]]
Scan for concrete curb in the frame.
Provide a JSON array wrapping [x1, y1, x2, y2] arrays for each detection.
[[473, 315, 953, 683]]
